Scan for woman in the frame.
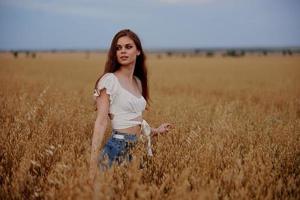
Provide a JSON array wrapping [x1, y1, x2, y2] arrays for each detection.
[[89, 29, 172, 182]]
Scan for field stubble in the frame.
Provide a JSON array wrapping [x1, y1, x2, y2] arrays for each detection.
[[0, 52, 299, 199]]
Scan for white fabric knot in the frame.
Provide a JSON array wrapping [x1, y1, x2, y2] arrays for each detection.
[[141, 120, 153, 156]]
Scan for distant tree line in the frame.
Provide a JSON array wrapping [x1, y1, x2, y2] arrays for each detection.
[[156, 48, 298, 59], [10, 51, 36, 59], [6, 48, 299, 59]]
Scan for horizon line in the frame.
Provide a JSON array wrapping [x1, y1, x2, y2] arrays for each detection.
[[1, 45, 300, 53]]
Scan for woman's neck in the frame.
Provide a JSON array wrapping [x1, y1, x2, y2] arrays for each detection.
[[118, 64, 135, 81]]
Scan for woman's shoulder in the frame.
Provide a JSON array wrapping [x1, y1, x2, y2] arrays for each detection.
[[94, 72, 119, 99], [99, 73, 119, 85], [97, 73, 119, 90], [101, 72, 116, 80]]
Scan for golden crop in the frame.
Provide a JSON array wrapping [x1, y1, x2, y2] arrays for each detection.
[[0, 52, 299, 199]]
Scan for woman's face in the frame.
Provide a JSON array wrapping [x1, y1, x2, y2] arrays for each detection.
[[116, 36, 140, 67]]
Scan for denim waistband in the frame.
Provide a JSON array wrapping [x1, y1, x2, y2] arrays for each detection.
[[112, 130, 137, 141]]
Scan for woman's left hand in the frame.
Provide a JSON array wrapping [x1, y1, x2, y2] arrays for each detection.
[[154, 123, 174, 135]]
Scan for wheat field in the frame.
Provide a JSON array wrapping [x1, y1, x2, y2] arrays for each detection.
[[0, 52, 299, 199]]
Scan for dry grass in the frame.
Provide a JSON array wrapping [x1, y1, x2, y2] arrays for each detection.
[[0, 52, 299, 199]]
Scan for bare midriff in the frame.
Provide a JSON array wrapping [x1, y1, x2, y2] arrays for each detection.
[[113, 115, 142, 135]]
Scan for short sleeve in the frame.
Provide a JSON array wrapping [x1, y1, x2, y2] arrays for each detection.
[[93, 73, 119, 103]]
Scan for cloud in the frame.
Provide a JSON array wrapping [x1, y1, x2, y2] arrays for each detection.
[[0, 0, 217, 22], [0, 0, 146, 21]]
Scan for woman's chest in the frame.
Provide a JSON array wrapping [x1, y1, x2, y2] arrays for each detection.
[[112, 90, 146, 113]]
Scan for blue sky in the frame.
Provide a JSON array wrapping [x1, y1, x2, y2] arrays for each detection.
[[0, 0, 299, 50]]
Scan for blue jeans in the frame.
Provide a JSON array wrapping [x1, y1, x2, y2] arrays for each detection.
[[98, 130, 138, 170]]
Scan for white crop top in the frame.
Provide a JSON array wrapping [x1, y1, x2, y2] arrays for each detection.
[[93, 73, 147, 129]]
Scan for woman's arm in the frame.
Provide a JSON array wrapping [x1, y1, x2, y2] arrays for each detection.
[[89, 89, 110, 183]]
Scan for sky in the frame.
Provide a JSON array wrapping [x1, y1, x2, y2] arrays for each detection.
[[0, 0, 299, 50]]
